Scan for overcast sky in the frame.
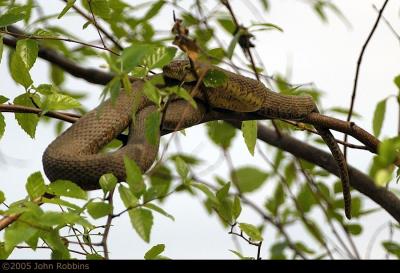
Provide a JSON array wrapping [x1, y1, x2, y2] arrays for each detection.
[[1, 0, 400, 259]]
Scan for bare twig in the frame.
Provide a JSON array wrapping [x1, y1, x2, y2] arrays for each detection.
[[61, 0, 123, 50], [0, 29, 119, 56], [87, 0, 107, 50], [344, 0, 390, 159], [101, 189, 115, 259]]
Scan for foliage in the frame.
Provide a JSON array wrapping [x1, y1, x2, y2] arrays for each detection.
[[0, 0, 398, 261]]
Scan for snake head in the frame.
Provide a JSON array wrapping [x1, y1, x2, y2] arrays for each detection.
[[162, 59, 197, 82]]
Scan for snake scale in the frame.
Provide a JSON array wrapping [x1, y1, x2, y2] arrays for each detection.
[[42, 60, 351, 219]]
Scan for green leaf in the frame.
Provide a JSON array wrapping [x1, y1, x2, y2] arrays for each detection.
[[82, 21, 91, 29], [372, 98, 387, 137], [227, 31, 241, 59], [142, 0, 165, 21], [41, 93, 81, 112], [58, 0, 76, 19], [203, 69, 228, 88], [229, 249, 253, 260], [377, 137, 400, 166], [207, 48, 225, 64], [25, 231, 39, 250], [13, 93, 40, 138], [10, 53, 33, 88], [260, 0, 269, 10], [250, 23, 283, 32], [123, 156, 145, 194], [0, 243, 11, 259], [25, 172, 46, 200], [99, 173, 118, 194], [218, 18, 236, 34], [41, 197, 80, 211], [382, 241, 400, 258], [0, 113, 5, 140], [206, 121, 236, 149], [345, 224, 362, 235], [242, 120, 257, 155], [297, 184, 316, 213], [41, 229, 69, 258], [35, 84, 56, 95], [182, 12, 200, 26], [144, 203, 175, 221], [0, 190, 5, 203], [192, 183, 218, 203], [174, 156, 189, 183], [231, 167, 268, 193], [145, 110, 161, 146], [118, 184, 138, 208], [167, 86, 197, 109], [87, 202, 113, 219], [375, 169, 392, 187], [86, 254, 104, 260], [105, 75, 122, 102], [314, 2, 327, 22], [0, 95, 8, 104], [143, 81, 161, 106], [89, 0, 110, 19], [216, 198, 233, 223], [232, 196, 242, 220], [47, 180, 88, 200], [4, 222, 37, 251], [142, 46, 177, 69], [51, 65, 65, 86], [144, 244, 165, 260], [63, 212, 93, 228], [129, 208, 153, 243], [303, 219, 324, 244], [40, 212, 70, 227], [16, 39, 38, 70], [239, 223, 263, 241], [394, 75, 400, 90], [121, 44, 154, 72], [0, 8, 26, 27], [265, 184, 285, 216], [294, 242, 315, 255], [216, 182, 230, 201]]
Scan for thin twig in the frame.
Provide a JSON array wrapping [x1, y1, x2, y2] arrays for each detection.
[[61, 0, 123, 50], [0, 29, 119, 55], [344, 0, 390, 159], [229, 224, 263, 259], [87, 0, 107, 50], [101, 189, 115, 260]]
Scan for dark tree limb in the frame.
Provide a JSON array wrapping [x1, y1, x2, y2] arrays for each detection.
[[230, 121, 400, 223], [2, 25, 400, 223]]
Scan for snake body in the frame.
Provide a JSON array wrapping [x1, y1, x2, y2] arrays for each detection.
[[42, 80, 205, 190], [42, 60, 351, 218]]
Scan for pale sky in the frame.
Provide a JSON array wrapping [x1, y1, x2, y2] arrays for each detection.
[[1, 0, 399, 259]]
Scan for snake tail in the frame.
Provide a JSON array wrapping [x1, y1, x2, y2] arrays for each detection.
[[315, 125, 352, 219]]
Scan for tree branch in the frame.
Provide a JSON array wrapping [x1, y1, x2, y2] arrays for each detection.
[[1, 103, 399, 223], [3, 26, 114, 85], [2, 24, 400, 224], [230, 121, 400, 223]]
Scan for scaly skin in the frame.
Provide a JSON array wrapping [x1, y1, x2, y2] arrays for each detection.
[[163, 60, 351, 219], [42, 80, 206, 190], [42, 59, 351, 219]]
